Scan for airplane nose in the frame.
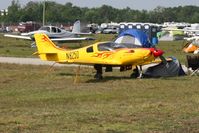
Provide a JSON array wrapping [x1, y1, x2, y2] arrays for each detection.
[[149, 48, 164, 57]]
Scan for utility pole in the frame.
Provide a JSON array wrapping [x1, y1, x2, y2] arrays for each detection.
[[43, 0, 46, 26]]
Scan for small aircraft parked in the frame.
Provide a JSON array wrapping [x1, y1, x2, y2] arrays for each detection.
[[183, 38, 199, 54], [162, 27, 199, 37], [4, 20, 93, 42], [184, 36, 199, 41], [34, 33, 164, 79]]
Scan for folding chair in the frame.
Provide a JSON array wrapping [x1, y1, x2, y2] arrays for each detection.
[[186, 55, 199, 76]]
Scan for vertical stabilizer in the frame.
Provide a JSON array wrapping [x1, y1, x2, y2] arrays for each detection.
[[34, 33, 66, 61], [34, 33, 60, 53], [72, 20, 81, 33]]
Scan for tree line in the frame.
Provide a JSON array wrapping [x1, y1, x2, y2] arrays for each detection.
[[1, 0, 199, 24]]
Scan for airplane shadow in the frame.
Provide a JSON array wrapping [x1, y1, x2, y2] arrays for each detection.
[[57, 72, 136, 83], [57, 72, 183, 83], [57, 72, 93, 77], [85, 76, 135, 83]]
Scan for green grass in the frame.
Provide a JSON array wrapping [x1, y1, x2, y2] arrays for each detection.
[[0, 64, 199, 132], [0, 33, 36, 57]]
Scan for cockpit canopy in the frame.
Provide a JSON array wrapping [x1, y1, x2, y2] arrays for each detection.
[[39, 26, 62, 33], [97, 42, 141, 51]]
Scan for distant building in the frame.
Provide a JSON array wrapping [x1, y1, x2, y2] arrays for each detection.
[[0, 9, 8, 16]]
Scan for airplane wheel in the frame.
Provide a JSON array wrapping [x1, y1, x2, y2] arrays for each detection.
[[130, 73, 137, 78], [94, 73, 103, 80], [94, 64, 103, 80], [130, 67, 139, 78]]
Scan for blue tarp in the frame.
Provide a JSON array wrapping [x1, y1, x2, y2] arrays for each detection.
[[116, 29, 152, 48]]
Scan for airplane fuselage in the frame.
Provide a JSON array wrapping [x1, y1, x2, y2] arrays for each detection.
[[38, 40, 162, 67], [35, 33, 164, 79]]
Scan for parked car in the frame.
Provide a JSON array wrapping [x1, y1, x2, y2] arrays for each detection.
[[102, 27, 118, 34]]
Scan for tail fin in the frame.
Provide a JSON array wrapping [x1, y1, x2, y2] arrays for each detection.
[[34, 33, 60, 53], [34, 33, 65, 61], [72, 20, 81, 33]]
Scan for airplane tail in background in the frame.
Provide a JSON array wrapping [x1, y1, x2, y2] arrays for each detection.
[[34, 33, 66, 61], [72, 20, 81, 33], [71, 20, 91, 35]]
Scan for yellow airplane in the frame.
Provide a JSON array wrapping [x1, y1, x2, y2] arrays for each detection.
[[34, 33, 164, 79]]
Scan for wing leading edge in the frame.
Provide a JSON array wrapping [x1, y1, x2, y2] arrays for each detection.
[[4, 34, 32, 40], [4, 34, 94, 42]]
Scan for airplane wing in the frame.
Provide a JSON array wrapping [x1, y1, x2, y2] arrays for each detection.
[[4, 34, 32, 40], [184, 29, 199, 32], [162, 28, 199, 32], [184, 36, 199, 41], [51, 37, 94, 42], [4, 34, 94, 42]]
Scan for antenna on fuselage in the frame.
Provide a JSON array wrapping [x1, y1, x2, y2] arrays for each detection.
[[43, 0, 46, 26]]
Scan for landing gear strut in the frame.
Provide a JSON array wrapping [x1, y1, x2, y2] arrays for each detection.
[[130, 66, 143, 78], [137, 66, 143, 78], [94, 64, 103, 80]]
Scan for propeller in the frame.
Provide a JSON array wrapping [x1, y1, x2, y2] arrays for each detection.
[[150, 47, 168, 65]]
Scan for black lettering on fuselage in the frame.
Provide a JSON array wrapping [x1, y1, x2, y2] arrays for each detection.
[[66, 51, 79, 59]]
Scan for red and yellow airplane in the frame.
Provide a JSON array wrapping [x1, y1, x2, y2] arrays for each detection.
[[34, 33, 164, 79]]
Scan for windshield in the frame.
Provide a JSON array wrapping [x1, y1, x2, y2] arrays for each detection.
[[39, 26, 50, 32], [98, 42, 141, 51]]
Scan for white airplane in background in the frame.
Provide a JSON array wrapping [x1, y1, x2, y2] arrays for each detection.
[[162, 26, 199, 41], [4, 20, 94, 42], [184, 36, 199, 41]]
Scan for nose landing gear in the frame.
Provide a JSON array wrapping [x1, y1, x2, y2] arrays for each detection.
[[94, 64, 103, 80]]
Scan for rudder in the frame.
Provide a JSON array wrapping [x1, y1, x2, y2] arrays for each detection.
[[34, 33, 60, 54], [34, 33, 64, 61], [72, 20, 81, 33]]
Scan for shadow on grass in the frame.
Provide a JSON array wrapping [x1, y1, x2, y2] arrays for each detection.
[[57, 72, 136, 83], [56, 72, 187, 83], [86, 76, 135, 83], [146, 75, 188, 81], [84, 75, 189, 83], [57, 72, 93, 77], [106, 129, 127, 133]]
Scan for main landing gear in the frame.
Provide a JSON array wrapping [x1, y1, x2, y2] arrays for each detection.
[[94, 64, 103, 80], [130, 66, 143, 78], [93, 64, 143, 80]]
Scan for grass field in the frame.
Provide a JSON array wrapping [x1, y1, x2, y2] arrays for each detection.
[[0, 64, 199, 133], [0, 33, 199, 132]]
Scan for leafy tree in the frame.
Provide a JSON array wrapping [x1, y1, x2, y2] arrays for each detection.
[[5, 0, 21, 23], [2, 1, 199, 24], [20, 1, 43, 22], [191, 12, 199, 23]]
